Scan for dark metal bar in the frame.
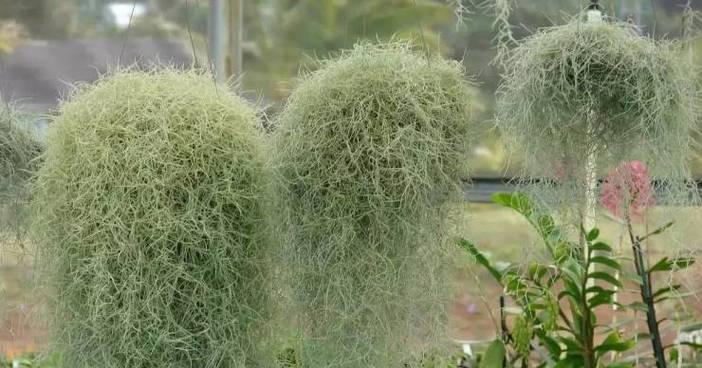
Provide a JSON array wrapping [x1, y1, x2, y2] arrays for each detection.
[[464, 177, 702, 204]]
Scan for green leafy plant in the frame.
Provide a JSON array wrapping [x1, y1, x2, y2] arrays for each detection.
[[459, 193, 638, 368], [608, 218, 695, 368], [601, 160, 698, 368], [272, 42, 478, 368], [33, 69, 273, 368], [459, 192, 701, 367]]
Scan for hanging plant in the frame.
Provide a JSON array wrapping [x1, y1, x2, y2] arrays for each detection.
[[0, 105, 43, 244], [0, 107, 40, 183], [496, 16, 700, 212], [33, 69, 273, 368], [272, 42, 478, 368]]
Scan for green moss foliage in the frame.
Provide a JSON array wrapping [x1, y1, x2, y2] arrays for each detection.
[[33, 69, 272, 368], [0, 105, 43, 244], [272, 43, 477, 368], [497, 18, 700, 210]]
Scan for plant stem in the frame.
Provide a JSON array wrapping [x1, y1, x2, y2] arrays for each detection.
[[611, 229, 625, 363], [500, 295, 509, 343], [583, 114, 598, 288], [581, 254, 596, 368], [627, 220, 667, 368]]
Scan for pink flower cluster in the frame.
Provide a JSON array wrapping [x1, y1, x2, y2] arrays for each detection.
[[600, 160, 655, 220]]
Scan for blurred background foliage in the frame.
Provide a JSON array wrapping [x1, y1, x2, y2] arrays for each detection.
[[0, 0, 699, 174]]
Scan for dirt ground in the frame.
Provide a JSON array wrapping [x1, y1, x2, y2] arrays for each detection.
[[0, 265, 46, 358]]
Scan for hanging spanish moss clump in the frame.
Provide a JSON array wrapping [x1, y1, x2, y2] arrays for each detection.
[[491, 0, 516, 64], [272, 43, 477, 368], [0, 105, 43, 245], [497, 17, 701, 218], [33, 69, 273, 368]]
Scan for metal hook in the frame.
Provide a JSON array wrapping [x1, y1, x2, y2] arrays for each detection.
[[588, 0, 602, 11]]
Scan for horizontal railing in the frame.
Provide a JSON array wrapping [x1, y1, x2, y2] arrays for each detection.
[[464, 177, 702, 203]]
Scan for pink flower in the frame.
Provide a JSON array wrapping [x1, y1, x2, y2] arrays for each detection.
[[600, 160, 655, 221], [465, 303, 478, 315]]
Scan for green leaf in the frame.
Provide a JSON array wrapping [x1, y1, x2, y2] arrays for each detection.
[[585, 285, 609, 294], [590, 242, 612, 252], [553, 242, 573, 264], [649, 256, 695, 273], [589, 256, 621, 270], [504, 275, 529, 294], [479, 339, 506, 368], [561, 259, 584, 284], [528, 263, 550, 281], [605, 363, 635, 368], [652, 285, 682, 300], [537, 214, 556, 236], [595, 331, 636, 357], [646, 221, 674, 238], [558, 289, 579, 304], [669, 348, 679, 363], [672, 257, 695, 270], [559, 278, 582, 303], [648, 257, 672, 273], [457, 239, 503, 281], [491, 192, 533, 216], [553, 355, 584, 368], [589, 291, 615, 308], [559, 337, 583, 353], [586, 228, 600, 242], [589, 272, 622, 287], [536, 331, 561, 359]]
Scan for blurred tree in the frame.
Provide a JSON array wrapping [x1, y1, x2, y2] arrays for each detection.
[[0, 21, 27, 55], [250, 0, 454, 100], [76, 0, 114, 35], [0, 0, 694, 173], [141, 0, 455, 101]]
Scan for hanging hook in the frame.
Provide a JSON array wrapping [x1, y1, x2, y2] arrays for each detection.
[[587, 0, 604, 23], [588, 0, 602, 11]]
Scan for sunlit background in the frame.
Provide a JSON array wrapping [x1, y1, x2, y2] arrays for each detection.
[[1, 0, 702, 361]]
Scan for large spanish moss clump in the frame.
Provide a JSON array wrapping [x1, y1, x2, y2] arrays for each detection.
[[273, 43, 477, 368], [0, 106, 43, 244], [497, 18, 700, 212], [33, 69, 272, 368]]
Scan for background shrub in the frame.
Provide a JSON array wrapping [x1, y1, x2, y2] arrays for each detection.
[[33, 69, 272, 368], [272, 43, 477, 368]]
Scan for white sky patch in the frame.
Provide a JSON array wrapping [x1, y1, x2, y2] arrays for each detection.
[[108, 2, 147, 29]]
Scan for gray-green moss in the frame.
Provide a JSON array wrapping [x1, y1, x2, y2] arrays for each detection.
[[33, 68, 273, 368], [272, 42, 478, 368]]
